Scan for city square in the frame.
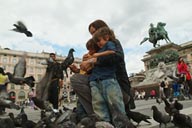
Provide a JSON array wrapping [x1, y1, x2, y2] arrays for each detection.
[[1, 0, 192, 128]]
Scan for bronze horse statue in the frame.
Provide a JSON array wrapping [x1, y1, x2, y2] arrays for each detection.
[[140, 22, 171, 47]]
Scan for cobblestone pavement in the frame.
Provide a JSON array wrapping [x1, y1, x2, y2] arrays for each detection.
[[0, 99, 192, 128]]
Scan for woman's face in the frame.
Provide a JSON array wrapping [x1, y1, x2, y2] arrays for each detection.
[[89, 26, 96, 35], [179, 57, 183, 62]]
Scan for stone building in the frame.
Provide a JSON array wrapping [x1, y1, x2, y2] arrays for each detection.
[[0, 47, 81, 104]]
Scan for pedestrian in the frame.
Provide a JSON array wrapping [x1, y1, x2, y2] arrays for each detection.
[[172, 80, 181, 97], [163, 77, 169, 98], [48, 53, 64, 113], [177, 57, 192, 99], [159, 80, 165, 100], [150, 89, 156, 99], [0, 67, 9, 114]]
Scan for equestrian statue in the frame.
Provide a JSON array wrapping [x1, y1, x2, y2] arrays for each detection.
[[140, 22, 171, 47]]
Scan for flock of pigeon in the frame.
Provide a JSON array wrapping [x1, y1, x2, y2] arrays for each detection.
[[151, 97, 192, 128]]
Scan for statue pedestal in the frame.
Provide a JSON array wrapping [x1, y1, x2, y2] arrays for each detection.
[[135, 43, 180, 88]]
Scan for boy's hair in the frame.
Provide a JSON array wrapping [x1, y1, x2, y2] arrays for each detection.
[[93, 27, 116, 42], [86, 38, 100, 51]]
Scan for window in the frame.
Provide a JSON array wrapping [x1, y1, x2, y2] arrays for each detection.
[[30, 59, 34, 65], [18, 91, 25, 99], [38, 74, 42, 81], [20, 86, 24, 89], [12, 58, 17, 64], [30, 67, 34, 73], [10, 84, 15, 89], [3, 58, 7, 63]]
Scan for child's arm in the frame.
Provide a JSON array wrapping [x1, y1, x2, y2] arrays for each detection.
[[92, 50, 115, 58]]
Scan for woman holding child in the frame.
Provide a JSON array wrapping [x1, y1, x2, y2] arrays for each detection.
[[70, 20, 135, 124]]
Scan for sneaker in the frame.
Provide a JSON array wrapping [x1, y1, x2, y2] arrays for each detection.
[[53, 109, 59, 113]]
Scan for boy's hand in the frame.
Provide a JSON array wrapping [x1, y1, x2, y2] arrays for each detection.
[[80, 58, 96, 71], [83, 53, 93, 61], [59, 80, 64, 88], [92, 53, 99, 58], [69, 64, 79, 73]]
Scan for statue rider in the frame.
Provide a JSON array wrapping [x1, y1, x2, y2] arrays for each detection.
[[148, 23, 158, 42]]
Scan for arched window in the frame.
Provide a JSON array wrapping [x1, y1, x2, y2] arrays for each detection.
[[18, 91, 25, 99]]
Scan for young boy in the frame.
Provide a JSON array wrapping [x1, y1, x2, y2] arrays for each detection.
[[88, 27, 126, 122]]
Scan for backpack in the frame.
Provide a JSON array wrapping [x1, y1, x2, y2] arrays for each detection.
[[160, 81, 165, 87]]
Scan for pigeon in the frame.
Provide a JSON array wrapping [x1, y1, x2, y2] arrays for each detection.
[[173, 100, 183, 111], [0, 99, 20, 110], [54, 109, 73, 124], [8, 112, 22, 127], [21, 114, 37, 128], [61, 48, 75, 77], [40, 110, 47, 120], [58, 120, 77, 128], [5, 53, 35, 87], [11, 21, 32, 37], [95, 121, 114, 128], [162, 97, 175, 116], [31, 97, 51, 111], [156, 97, 161, 104], [126, 110, 151, 126], [0, 117, 15, 128], [151, 105, 171, 128], [109, 103, 136, 128], [172, 111, 192, 128], [77, 114, 100, 128]]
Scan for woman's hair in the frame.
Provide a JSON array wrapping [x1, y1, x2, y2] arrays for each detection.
[[88, 19, 109, 32], [178, 57, 185, 63], [93, 26, 116, 42], [86, 38, 100, 51]]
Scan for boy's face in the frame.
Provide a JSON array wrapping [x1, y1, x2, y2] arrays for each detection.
[[50, 54, 56, 61], [88, 48, 97, 55], [97, 37, 107, 48]]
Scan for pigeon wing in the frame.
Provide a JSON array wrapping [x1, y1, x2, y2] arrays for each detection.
[[13, 56, 26, 78], [17, 21, 28, 31]]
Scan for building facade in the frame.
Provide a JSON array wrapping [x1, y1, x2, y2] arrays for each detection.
[[0, 47, 81, 104]]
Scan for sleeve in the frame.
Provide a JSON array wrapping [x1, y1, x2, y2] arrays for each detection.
[[95, 40, 124, 66], [59, 64, 64, 80]]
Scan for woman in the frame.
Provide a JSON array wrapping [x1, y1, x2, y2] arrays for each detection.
[[0, 67, 9, 114], [177, 57, 192, 98]]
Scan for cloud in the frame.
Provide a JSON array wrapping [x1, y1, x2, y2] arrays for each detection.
[[0, 0, 192, 73]]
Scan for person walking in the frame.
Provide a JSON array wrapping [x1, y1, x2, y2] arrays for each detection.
[[48, 53, 64, 113], [0, 67, 9, 114]]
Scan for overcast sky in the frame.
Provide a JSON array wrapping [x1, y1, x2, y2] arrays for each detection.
[[0, 0, 192, 74]]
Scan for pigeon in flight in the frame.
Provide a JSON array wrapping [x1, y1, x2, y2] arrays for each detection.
[[6, 53, 35, 87], [61, 48, 75, 77], [11, 21, 32, 37]]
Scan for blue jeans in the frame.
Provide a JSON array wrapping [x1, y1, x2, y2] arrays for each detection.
[[90, 78, 125, 122]]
